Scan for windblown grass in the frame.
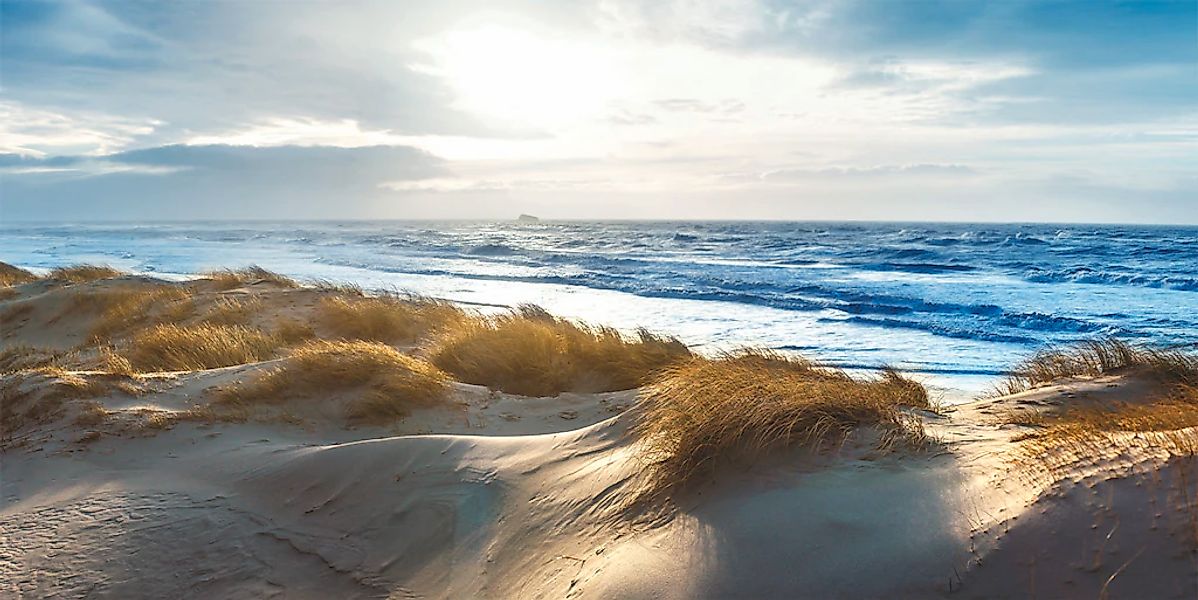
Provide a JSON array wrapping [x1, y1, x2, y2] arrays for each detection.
[[1002, 342, 1198, 481], [123, 323, 280, 371], [631, 350, 929, 501], [98, 346, 135, 376], [273, 318, 317, 344], [999, 338, 1198, 395], [219, 340, 450, 424], [79, 284, 193, 340], [430, 305, 692, 396], [316, 293, 466, 343], [200, 295, 263, 326], [1009, 394, 1198, 476], [47, 264, 124, 283], [0, 371, 116, 443], [311, 280, 366, 296], [0, 346, 74, 374], [203, 266, 298, 290], [0, 262, 38, 286]]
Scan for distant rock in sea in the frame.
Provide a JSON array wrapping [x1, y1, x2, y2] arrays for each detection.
[[517, 214, 540, 223]]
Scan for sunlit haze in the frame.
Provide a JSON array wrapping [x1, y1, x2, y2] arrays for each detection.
[[2, 0, 1195, 222]]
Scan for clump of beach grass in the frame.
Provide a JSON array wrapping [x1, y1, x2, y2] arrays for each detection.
[[998, 338, 1198, 395], [78, 284, 194, 340], [203, 266, 298, 290], [0, 262, 38, 286], [123, 323, 280, 372], [430, 305, 692, 397], [0, 346, 75, 374], [631, 350, 930, 502], [47, 264, 124, 283], [97, 346, 135, 376], [1000, 341, 1198, 478], [1008, 395, 1198, 477], [200, 295, 264, 326], [315, 293, 466, 344], [218, 340, 451, 424], [273, 318, 317, 344]]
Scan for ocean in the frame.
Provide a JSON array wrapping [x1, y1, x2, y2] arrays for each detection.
[[3, 220, 1196, 397]]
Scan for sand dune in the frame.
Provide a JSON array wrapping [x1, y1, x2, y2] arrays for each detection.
[[2, 269, 1196, 598]]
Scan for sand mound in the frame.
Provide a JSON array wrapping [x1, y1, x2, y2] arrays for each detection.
[[3, 269, 1197, 598], [4, 370, 1195, 598]]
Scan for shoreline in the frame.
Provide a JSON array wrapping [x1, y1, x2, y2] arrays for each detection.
[[1, 260, 1015, 397]]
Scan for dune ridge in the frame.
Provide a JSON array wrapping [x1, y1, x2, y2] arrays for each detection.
[[2, 264, 1196, 599]]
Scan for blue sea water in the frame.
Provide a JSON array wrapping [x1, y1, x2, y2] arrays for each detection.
[[3, 221, 1196, 396]]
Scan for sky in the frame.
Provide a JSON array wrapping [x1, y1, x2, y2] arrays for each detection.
[[1, 0, 1195, 223]]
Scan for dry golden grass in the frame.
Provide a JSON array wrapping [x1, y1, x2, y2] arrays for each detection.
[[79, 284, 193, 340], [0, 345, 74, 374], [98, 346, 134, 376], [203, 266, 297, 290], [430, 305, 691, 396], [1010, 398, 1198, 478], [999, 338, 1198, 395], [219, 340, 450, 424], [0, 370, 120, 443], [1003, 344, 1198, 479], [315, 293, 466, 344], [311, 280, 366, 296], [0, 262, 38, 286], [273, 318, 316, 344], [200, 295, 263, 326], [123, 323, 280, 372], [631, 350, 929, 501], [47, 264, 124, 283], [74, 400, 109, 428]]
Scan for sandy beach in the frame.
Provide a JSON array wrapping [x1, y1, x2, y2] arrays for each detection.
[[2, 265, 1197, 599]]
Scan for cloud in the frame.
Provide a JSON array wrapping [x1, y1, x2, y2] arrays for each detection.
[[0, 101, 161, 156], [653, 98, 746, 114], [1, 0, 1195, 223], [760, 163, 978, 181], [1, 144, 443, 220], [0, 0, 497, 148], [607, 110, 658, 126]]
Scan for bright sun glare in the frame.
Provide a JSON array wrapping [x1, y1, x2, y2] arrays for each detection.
[[412, 23, 620, 130]]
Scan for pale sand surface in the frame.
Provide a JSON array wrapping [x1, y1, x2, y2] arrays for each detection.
[[2, 277, 1196, 598]]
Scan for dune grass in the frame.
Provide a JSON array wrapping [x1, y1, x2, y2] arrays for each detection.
[[0, 346, 75, 374], [311, 280, 366, 296], [999, 338, 1198, 395], [218, 339, 451, 424], [203, 266, 298, 290], [429, 305, 692, 397], [79, 284, 194, 340], [273, 318, 317, 344], [1001, 341, 1198, 479], [47, 264, 124, 283], [315, 293, 466, 343], [0, 262, 38, 286], [200, 295, 264, 326], [631, 350, 929, 501], [1009, 393, 1198, 477], [123, 323, 280, 372], [98, 346, 135, 376]]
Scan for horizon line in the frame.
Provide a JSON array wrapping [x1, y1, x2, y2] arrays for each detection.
[[2, 217, 1196, 228]]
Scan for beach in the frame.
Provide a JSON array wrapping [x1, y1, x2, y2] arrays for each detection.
[[2, 265, 1196, 598], [5, 221, 1198, 399], [7, 0, 1196, 595]]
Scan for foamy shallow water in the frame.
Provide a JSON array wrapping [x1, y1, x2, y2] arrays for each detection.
[[4, 220, 1196, 398]]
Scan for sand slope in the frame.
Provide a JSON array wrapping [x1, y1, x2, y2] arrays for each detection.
[[2, 275, 1197, 598], [4, 378, 1195, 598]]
